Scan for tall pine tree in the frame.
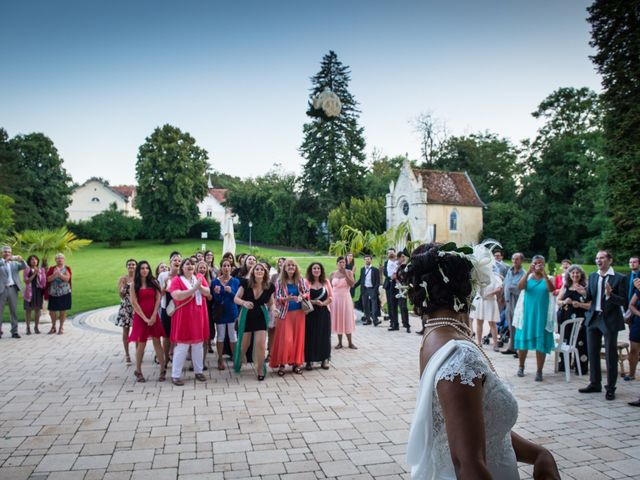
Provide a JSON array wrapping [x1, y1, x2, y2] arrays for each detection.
[[588, 1, 640, 258], [300, 51, 367, 211]]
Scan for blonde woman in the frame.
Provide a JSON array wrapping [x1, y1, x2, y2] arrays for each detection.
[[270, 258, 309, 376]]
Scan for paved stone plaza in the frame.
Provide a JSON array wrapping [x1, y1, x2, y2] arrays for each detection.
[[1, 307, 639, 480]]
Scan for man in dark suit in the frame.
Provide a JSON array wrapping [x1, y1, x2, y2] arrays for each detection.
[[579, 250, 628, 400], [383, 248, 400, 330], [354, 254, 380, 326]]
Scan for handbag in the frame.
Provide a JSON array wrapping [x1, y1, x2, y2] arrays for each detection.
[[300, 296, 314, 314], [166, 296, 194, 317]]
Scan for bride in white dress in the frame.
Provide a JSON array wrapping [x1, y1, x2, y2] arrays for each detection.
[[403, 243, 560, 480]]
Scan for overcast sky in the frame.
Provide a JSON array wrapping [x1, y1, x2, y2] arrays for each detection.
[[1, 0, 601, 186]]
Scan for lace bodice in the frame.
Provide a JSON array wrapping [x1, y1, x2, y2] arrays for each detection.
[[408, 340, 520, 480]]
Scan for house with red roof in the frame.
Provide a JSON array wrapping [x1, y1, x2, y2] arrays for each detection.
[[67, 178, 139, 221]]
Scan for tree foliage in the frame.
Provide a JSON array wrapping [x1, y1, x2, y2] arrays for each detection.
[[519, 87, 607, 257], [588, 1, 640, 258], [225, 169, 322, 248], [0, 194, 15, 237], [7, 132, 73, 231], [430, 132, 519, 204], [135, 124, 209, 243], [482, 202, 534, 257], [327, 197, 385, 240], [87, 203, 140, 247], [362, 154, 412, 199], [7, 227, 91, 266], [300, 51, 367, 210], [0, 128, 19, 202]]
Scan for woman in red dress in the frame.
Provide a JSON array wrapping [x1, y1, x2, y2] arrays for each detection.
[[168, 258, 211, 385], [129, 260, 166, 382], [269, 258, 309, 376]]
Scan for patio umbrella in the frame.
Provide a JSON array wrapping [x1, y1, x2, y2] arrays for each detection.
[[222, 211, 236, 256]]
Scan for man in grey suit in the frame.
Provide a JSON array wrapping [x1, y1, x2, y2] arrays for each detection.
[[0, 245, 27, 338], [579, 250, 628, 400]]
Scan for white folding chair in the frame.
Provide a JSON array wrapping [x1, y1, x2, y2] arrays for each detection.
[[554, 317, 585, 382]]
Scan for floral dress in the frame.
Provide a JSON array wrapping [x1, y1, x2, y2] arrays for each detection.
[[116, 283, 133, 327]]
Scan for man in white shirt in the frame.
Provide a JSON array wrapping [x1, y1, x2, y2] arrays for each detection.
[[383, 248, 400, 331], [0, 245, 27, 338]]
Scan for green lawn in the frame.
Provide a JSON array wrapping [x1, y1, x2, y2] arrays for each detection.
[[2, 239, 356, 322]]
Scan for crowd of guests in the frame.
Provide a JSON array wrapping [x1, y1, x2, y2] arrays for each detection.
[[469, 248, 640, 405], [114, 251, 358, 384], [0, 245, 73, 338]]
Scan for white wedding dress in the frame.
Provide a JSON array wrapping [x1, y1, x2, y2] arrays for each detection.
[[407, 340, 520, 479]]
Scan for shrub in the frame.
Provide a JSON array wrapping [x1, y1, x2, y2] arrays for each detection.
[[188, 218, 222, 240]]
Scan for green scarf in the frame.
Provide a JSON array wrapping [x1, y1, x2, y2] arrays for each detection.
[[234, 305, 270, 375]]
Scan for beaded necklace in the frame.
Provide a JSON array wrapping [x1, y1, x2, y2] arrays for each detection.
[[421, 317, 498, 375]]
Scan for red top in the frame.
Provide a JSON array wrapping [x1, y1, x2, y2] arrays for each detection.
[[168, 274, 210, 344]]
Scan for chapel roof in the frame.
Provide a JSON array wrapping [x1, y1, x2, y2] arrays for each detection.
[[209, 188, 227, 204], [111, 185, 136, 199], [412, 169, 485, 207]]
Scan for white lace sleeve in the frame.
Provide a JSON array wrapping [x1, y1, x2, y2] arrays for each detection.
[[434, 341, 489, 387]]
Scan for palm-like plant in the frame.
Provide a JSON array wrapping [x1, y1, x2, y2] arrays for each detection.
[[7, 227, 92, 266]]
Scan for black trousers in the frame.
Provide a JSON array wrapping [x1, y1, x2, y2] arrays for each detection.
[[399, 296, 409, 328], [361, 286, 377, 322], [587, 314, 619, 391], [387, 282, 399, 327]]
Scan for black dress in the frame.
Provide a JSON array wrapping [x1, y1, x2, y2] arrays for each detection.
[[240, 279, 275, 332], [304, 287, 332, 363], [558, 288, 589, 374]]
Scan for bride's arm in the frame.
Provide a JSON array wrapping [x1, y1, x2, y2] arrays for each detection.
[[437, 379, 493, 480], [510, 432, 560, 480]]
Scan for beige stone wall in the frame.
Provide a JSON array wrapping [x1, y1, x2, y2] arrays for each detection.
[[426, 204, 483, 245]]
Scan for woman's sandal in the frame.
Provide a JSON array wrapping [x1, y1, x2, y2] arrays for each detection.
[[57, 327, 64, 335], [195, 373, 206, 382], [348, 344, 357, 349], [218, 359, 226, 371], [134, 371, 145, 383], [277, 368, 286, 377], [48, 327, 56, 335], [171, 377, 184, 386], [125, 355, 132, 364], [257, 375, 265, 381], [293, 366, 303, 374], [321, 361, 330, 370], [34, 327, 40, 334], [335, 344, 343, 349], [159, 370, 166, 382]]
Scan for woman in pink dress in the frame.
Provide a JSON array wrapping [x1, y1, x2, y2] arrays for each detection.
[[168, 258, 211, 385], [330, 256, 357, 349], [129, 260, 166, 382]]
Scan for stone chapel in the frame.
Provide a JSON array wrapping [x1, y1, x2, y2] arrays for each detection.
[[386, 159, 485, 246]]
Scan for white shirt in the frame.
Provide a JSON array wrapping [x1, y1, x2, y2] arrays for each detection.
[[386, 259, 399, 278], [4, 261, 14, 287], [157, 271, 171, 309], [363, 266, 373, 288], [595, 266, 615, 312]]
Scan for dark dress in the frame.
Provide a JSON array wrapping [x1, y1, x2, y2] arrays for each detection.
[[304, 286, 332, 363], [240, 279, 275, 332], [558, 288, 589, 374]]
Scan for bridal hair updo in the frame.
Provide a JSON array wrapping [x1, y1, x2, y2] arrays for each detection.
[[398, 243, 474, 316]]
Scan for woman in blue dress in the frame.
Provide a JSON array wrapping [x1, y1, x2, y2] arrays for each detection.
[[212, 259, 240, 370], [514, 255, 555, 381]]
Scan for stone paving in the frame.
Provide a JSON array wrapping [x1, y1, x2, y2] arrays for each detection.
[[0, 307, 639, 480]]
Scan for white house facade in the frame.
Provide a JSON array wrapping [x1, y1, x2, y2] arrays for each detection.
[[67, 179, 138, 222], [386, 160, 485, 246]]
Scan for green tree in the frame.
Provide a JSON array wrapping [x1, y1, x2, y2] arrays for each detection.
[[226, 169, 322, 248], [519, 87, 607, 257], [327, 197, 385, 240], [482, 202, 534, 256], [431, 132, 520, 204], [588, 1, 640, 258], [363, 154, 412, 199], [135, 125, 209, 243], [300, 51, 367, 210], [88, 203, 140, 247], [0, 128, 19, 201], [0, 194, 15, 237], [8, 132, 73, 230]]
